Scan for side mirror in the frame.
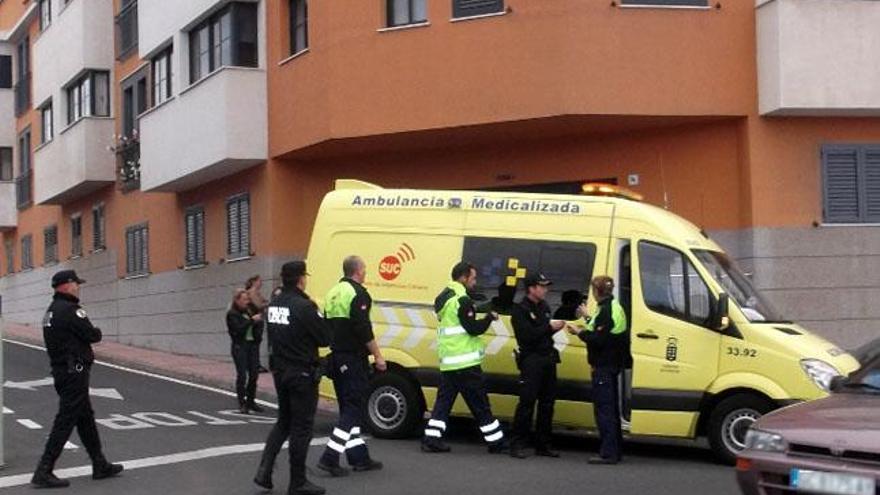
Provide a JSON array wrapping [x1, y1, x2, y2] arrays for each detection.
[[829, 375, 846, 393], [711, 293, 730, 331]]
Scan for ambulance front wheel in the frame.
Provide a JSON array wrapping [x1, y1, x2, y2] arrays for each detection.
[[707, 393, 775, 465], [366, 371, 424, 439]]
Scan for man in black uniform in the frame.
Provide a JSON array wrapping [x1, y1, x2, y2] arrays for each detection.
[[509, 272, 565, 459], [316, 255, 384, 476], [253, 261, 331, 495], [32, 270, 123, 488]]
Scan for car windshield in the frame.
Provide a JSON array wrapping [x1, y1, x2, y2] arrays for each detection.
[[843, 357, 880, 394], [693, 250, 788, 323]]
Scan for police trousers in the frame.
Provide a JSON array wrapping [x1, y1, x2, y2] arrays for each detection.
[[423, 365, 504, 446], [39, 367, 105, 468], [592, 367, 623, 461], [319, 352, 372, 466], [512, 354, 557, 449]]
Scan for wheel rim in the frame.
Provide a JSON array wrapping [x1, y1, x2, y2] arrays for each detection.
[[368, 385, 407, 432], [721, 408, 761, 455]]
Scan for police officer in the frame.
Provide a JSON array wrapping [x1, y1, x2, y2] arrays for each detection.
[[253, 261, 331, 495], [317, 256, 384, 476], [567, 275, 628, 465], [509, 272, 565, 459], [32, 270, 123, 488], [421, 261, 506, 454]]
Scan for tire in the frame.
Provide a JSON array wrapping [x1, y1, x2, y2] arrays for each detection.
[[365, 371, 423, 439], [707, 393, 776, 465]]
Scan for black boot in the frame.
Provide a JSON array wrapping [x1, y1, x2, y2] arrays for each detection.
[[290, 479, 326, 495], [248, 402, 266, 414], [92, 460, 124, 480], [31, 462, 70, 489], [253, 460, 274, 489]]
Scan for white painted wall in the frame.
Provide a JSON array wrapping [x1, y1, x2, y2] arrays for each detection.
[[0, 90, 13, 147], [33, 117, 116, 204], [758, 0, 880, 115], [139, 67, 267, 192]]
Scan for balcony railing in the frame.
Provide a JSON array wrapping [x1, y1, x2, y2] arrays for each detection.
[[15, 171, 32, 209], [115, 0, 138, 60], [14, 72, 31, 117]]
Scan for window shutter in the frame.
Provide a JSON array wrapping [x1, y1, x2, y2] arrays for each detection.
[[141, 226, 149, 273], [240, 196, 250, 255], [227, 199, 239, 256], [865, 148, 880, 223], [185, 211, 196, 265], [196, 209, 205, 263], [823, 147, 860, 223], [126, 228, 134, 274], [453, 0, 503, 18]]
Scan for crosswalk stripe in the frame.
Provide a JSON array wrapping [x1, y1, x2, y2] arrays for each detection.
[[17, 419, 42, 430], [64, 442, 78, 450], [2, 407, 13, 414]]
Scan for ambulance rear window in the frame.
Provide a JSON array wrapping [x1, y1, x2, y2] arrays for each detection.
[[462, 237, 596, 312]]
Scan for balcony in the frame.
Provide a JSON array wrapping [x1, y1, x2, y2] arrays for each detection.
[[13, 73, 30, 117], [15, 171, 31, 209], [139, 67, 267, 192], [32, 0, 114, 106], [0, 181, 16, 229], [757, 0, 880, 116], [33, 117, 116, 204]]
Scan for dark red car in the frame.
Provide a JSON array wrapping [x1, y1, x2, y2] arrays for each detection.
[[736, 354, 880, 495]]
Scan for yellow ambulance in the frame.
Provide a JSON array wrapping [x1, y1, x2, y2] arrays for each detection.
[[306, 179, 860, 463]]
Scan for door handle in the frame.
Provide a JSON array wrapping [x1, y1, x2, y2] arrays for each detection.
[[636, 333, 659, 340]]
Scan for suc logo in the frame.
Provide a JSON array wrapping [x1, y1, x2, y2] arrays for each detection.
[[379, 243, 416, 281]]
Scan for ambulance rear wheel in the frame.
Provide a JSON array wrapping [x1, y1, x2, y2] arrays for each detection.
[[708, 393, 775, 465], [366, 371, 423, 439]]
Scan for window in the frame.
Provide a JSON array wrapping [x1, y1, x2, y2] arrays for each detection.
[[388, 0, 427, 27], [4, 239, 13, 274], [116, 0, 138, 58], [92, 203, 106, 251], [125, 223, 149, 276], [289, 0, 308, 55], [14, 37, 30, 116], [16, 129, 32, 209], [122, 67, 149, 136], [463, 237, 596, 310], [822, 145, 880, 224], [39, 0, 51, 30], [21, 235, 33, 270], [0, 55, 11, 89], [185, 207, 206, 267], [43, 225, 58, 265], [189, 3, 258, 84], [0, 147, 12, 181], [67, 71, 110, 124], [638, 242, 712, 327], [226, 193, 250, 258], [452, 0, 503, 18], [71, 215, 82, 258], [151, 47, 172, 105], [620, 0, 708, 5], [40, 101, 53, 144]]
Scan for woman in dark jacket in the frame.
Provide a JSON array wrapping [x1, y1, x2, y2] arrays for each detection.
[[227, 289, 264, 414]]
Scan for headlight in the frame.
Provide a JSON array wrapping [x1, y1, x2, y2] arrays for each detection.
[[800, 359, 840, 392], [744, 429, 786, 453]]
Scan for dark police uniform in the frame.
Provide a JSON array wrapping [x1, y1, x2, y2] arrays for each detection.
[[575, 295, 628, 464], [318, 277, 380, 472], [254, 262, 331, 495], [32, 270, 122, 488], [510, 285, 560, 457]]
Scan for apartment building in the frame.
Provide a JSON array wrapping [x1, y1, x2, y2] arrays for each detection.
[[0, 0, 878, 359]]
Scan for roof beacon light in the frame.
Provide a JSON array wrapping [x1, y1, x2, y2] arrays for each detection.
[[581, 183, 644, 202]]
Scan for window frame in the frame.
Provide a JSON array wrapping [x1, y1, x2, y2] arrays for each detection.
[[40, 100, 53, 144], [637, 240, 715, 329], [184, 206, 206, 267], [151, 46, 173, 106], [66, 71, 111, 125], [387, 0, 428, 27], [226, 193, 251, 259], [21, 234, 33, 271], [4, 238, 14, 275], [619, 0, 709, 6], [125, 222, 150, 276], [289, 0, 309, 55], [822, 144, 880, 224], [39, 0, 51, 31], [115, 0, 139, 60], [0, 55, 12, 89], [452, 0, 504, 19], [43, 224, 58, 265], [189, 3, 258, 85], [70, 214, 83, 258], [92, 203, 106, 252], [121, 66, 149, 137], [0, 147, 13, 181]]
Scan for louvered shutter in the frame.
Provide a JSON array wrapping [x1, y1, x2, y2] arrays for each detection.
[[864, 148, 880, 223], [620, 0, 708, 6], [126, 228, 135, 274], [453, 0, 503, 18], [823, 147, 860, 223], [227, 195, 249, 258], [186, 211, 196, 266], [196, 209, 205, 263], [141, 226, 149, 273], [240, 196, 250, 256]]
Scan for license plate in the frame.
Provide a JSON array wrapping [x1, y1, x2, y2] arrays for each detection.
[[791, 469, 875, 495]]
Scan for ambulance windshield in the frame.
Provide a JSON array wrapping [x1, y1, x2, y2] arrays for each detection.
[[693, 250, 789, 324]]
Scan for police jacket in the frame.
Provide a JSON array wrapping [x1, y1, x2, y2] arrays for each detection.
[[42, 292, 102, 371], [576, 296, 629, 370], [266, 287, 331, 371], [511, 297, 560, 362], [325, 278, 375, 355], [226, 306, 263, 345]]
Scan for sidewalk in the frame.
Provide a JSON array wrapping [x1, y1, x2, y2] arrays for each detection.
[[0, 320, 337, 412]]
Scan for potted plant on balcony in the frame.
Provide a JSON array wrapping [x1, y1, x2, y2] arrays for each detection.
[[109, 131, 140, 192]]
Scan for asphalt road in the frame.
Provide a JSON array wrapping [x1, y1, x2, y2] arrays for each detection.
[[1, 340, 742, 494]]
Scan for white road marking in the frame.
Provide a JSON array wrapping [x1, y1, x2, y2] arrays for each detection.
[[64, 442, 78, 450], [3, 339, 278, 410], [3, 407, 13, 414], [89, 387, 124, 400], [0, 438, 331, 489], [3, 377, 53, 391], [17, 419, 42, 430]]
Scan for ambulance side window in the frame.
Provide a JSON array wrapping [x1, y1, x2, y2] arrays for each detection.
[[462, 237, 596, 310], [638, 242, 712, 327]]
